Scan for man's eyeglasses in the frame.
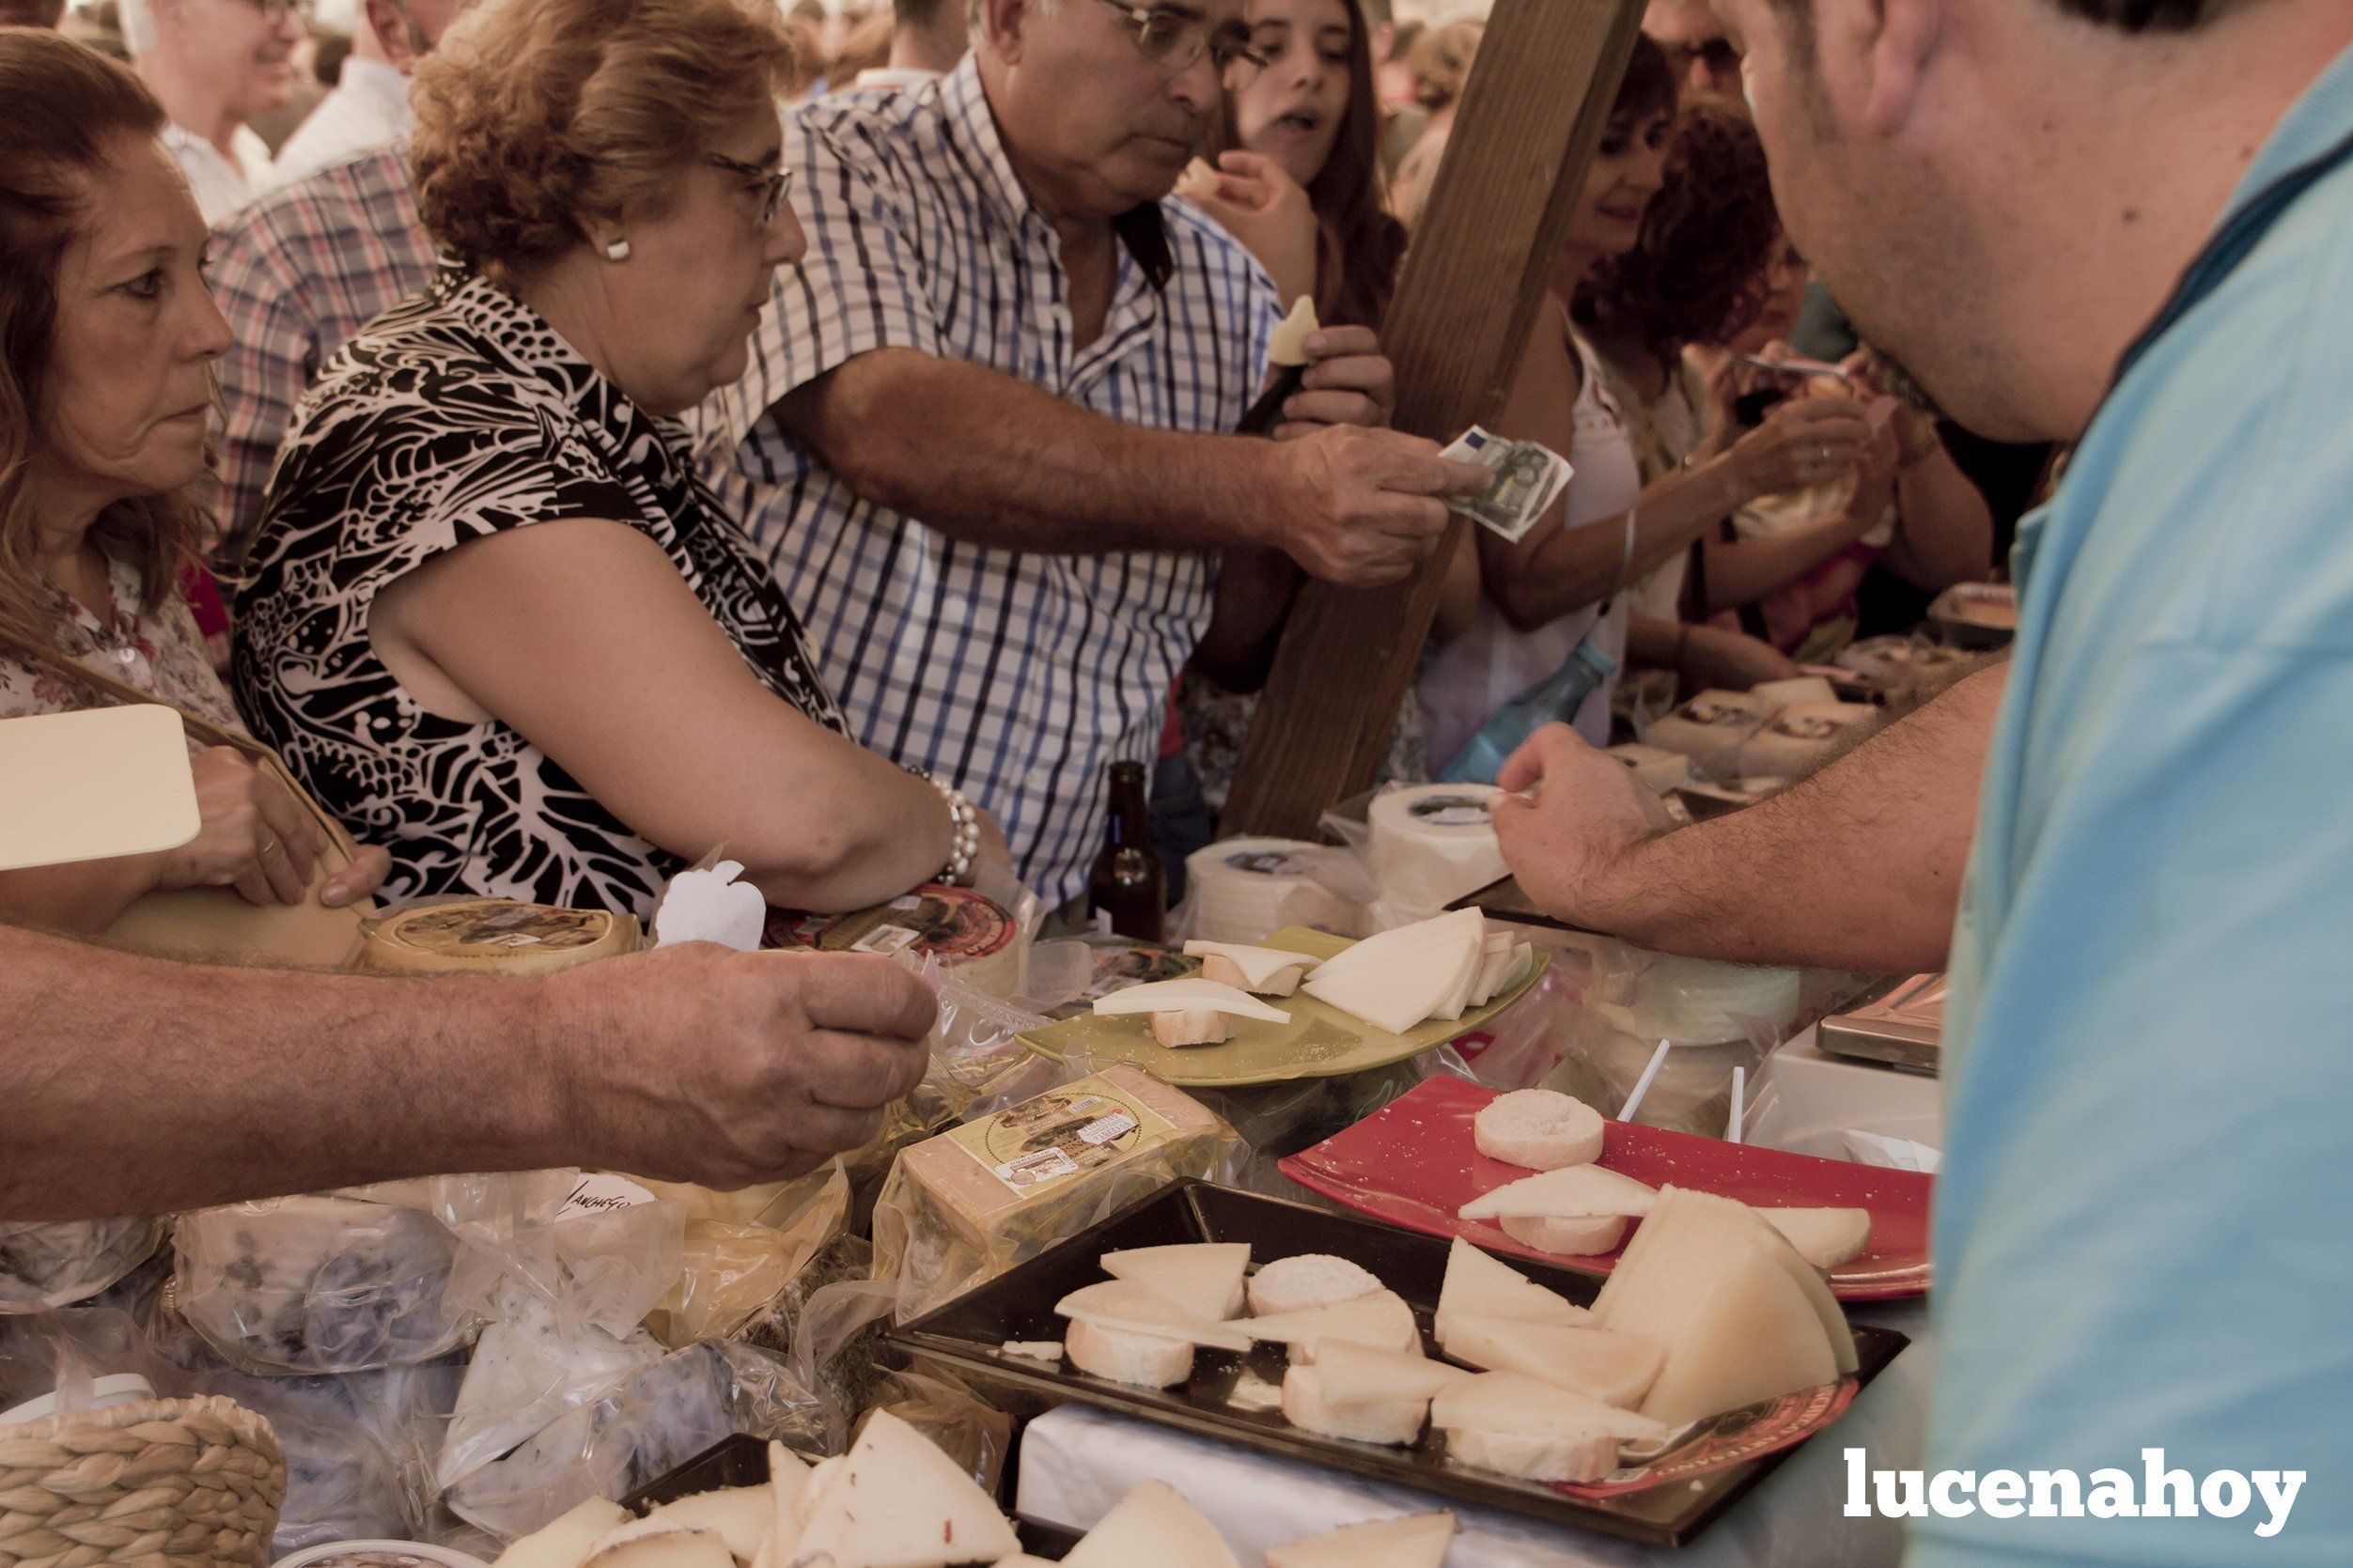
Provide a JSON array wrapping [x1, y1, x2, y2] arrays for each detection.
[[232, 0, 314, 28], [1092, 0, 1270, 84], [704, 152, 795, 226]]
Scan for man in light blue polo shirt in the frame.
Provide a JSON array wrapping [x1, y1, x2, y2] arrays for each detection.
[[1487, 0, 2353, 1560]]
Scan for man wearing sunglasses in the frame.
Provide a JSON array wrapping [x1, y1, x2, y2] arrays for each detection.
[[703, 0, 1490, 916], [1644, 0, 1741, 101], [117, 0, 305, 223]]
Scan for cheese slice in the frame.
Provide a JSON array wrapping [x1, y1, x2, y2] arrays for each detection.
[[1458, 1165, 1658, 1221], [1060, 1480, 1239, 1568], [787, 1409, 1019, 1567], [1592, 1187, 1856, 1427], [1265, 1513, 1457, 1568], [1429, 1372, 1669, 1444], [1433, 1238, 1590, 1344], [1241, 1290, 1421, 1357], [1314, 1341, 1472, 1406], [1182, 941, 1311, 992], [766, 1441, 806, 1564], [641, 1486, 774, 1564], [585, 1525, 734, 1568], [1306, 909, 1485, 984], [1099, 1241, 1251, 1321], [1302, 912, 1488, 1035], [1267, 296, 1319, 369], [1758, 1207, 1872, 1270], [1055, 1280, 1256, 1352], [492, 1498, 633, 1568], [1437, 1314, 1665, 1409], [1092, 978, 1292, 1025]]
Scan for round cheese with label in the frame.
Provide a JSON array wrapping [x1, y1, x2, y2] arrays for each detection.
[[764, 883, 1021, 994], [357, 900, 641, 976]]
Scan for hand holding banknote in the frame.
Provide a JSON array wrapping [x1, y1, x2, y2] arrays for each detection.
[[1440, 426, 1575, 543]]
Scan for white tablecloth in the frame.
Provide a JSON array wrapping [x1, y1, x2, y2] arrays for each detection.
[[1015, 1301, 1931, 1567]]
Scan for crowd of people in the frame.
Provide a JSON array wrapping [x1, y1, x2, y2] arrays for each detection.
[[6, 0, 2352, 1554]]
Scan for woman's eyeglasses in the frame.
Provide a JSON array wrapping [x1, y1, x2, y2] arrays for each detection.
[[704, 152, 795, 226], [1092, 0, 1270, 85]]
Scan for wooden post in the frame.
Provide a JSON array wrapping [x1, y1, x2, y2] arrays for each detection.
[[1219, 0, 1646, 840]]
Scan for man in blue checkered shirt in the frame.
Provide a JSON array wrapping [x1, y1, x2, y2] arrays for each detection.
[[702, 0, 1487, 909]]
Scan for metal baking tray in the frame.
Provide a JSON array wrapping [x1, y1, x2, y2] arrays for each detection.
[[1817, 972, 1948, 1076], [887, 1180, 1907, 1549]]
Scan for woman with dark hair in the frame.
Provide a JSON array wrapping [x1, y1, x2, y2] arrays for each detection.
[[0, 29, 389, 931], [1419, 38, 1874, 778]]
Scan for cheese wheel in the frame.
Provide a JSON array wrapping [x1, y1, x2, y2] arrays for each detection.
[[1247, 1253, 1383, 1316], [1280, 1364, 1426, 1446], [1473, 1089, 1605, 1171], [1365, 785, 1507, 914], [1067, 1319, 1195, 1389], [358, 900, 640, 976], [1499, 1212, 1628, 1256], [764, 883, 1021, 996]]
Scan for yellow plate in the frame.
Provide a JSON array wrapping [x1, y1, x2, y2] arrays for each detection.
[[1018, 925, 1550, 1089]]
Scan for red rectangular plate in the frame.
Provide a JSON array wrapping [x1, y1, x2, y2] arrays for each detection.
[[1279, 1076, 1932, 1300]]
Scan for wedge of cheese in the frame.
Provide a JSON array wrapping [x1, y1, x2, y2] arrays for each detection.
[[492, 1498, 633, 1568], [1240, 1290, 1421, 1358], [1458, 1165, 1658, 1221], [1182, 941, 1311, 994], [1433, 1237, 1590, 1345], [1314, 1341, 1472, 1406], [1060, 1481, 1239, 1568], [1054, 1280, 1256, 1352], [1591, 1187, 1858, 1427], [1099, 1241, 1251, 1321], [1093, 978, 1292, 1025], [1758, 1206, 1872, 1270], [584, 1524, 734, 1568], [640, 1485, 774, 1565], [787, 1409, 1019, 1567], [1266, 297, 1319, 369], [1437, 1314, 1665, 1409], [1265, 1513, 1457, 1568], [1302, 910, 1488, 1034], [1430, 1372, 1669, 1444]]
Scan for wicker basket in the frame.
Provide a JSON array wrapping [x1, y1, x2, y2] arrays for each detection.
[[0, 1395, 285, 1568]]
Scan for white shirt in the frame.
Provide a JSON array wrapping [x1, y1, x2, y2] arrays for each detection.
[[849, 66, 943, 92], [699, 60, 1279, 908], [269, 56, 411, 189], [164, 121, 273, 225]]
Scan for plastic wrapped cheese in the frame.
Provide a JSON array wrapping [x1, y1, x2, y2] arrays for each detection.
[[1364, 785, 1507, 919], [869, 1066, 1241, 1324], [635, 1166, 849, 1348], [357, 900, 641, 976], [1642, 691, 1767, 781], [1734, 700, 1878, 782], [0, 1219, 167, 1313], [764, 883, 1022, 998], [1184, 838, 1356, 944]]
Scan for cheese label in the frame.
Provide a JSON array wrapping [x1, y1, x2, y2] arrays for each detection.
[[390, 902, 616, 955], [557, 1173, 657, 1220], [849, 924, 922, 956], [1680, 698, 1753, 727], [766, 883, 1015, 962], [1223, 846, 1312, 877], [1406, 792, 1493, 829], [949, 1084, 1175, 1199]]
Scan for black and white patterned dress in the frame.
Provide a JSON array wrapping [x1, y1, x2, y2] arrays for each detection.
[[233, 260, 848, 917]]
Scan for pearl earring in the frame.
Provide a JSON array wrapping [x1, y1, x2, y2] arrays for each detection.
[[603, 238, 631, 261]]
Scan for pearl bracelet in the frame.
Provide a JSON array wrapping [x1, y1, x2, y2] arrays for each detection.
[[911, 768, 982, 886]]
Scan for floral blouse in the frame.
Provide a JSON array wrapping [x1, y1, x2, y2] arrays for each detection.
[[0, 555, 244, 744]]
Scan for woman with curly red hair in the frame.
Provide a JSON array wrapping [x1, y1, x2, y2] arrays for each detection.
[[232, 0, 1005, 918]]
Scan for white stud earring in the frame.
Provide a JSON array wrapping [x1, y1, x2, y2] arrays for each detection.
[[603, 238, 631, 261]]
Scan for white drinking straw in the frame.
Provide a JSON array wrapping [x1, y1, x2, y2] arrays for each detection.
[[1618, 1038, 1673, 1123], [1728, 1066, 1747, 1146]]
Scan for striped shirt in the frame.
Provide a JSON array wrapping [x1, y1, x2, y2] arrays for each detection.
[[700, 59, 1280, 908], [208, 142, 434, 572]]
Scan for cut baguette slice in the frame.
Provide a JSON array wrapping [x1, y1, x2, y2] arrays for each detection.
[[1246, 1253, 1382, 1316], [1499, 1212, 1628, 1257], [1150, 1008, 1234, 1048], [1199, 955, 1305, 996], [584, 1525, 732, 1568], [640, 1485, 775, 1565], [1067, 1319, 1194, 1389], [1094, 978, 1291, 1024], [1264, 1513, 1457, 1568], [1437, 1314, 1665, 1409], [1280, 1363, 1426, 1446], [1445, 1426, 1624, 1485], [1758, 1207, 1872, 1270], [1314, 1341, 1473, 1406], [1060, 1481, 1239, 1568], [1184, 940, 1312, 993], [1055, 1281, 1255, 1352], [1429, 1372, 1669, 1444], [1100, 1241, 1251, 1321], [1473, 1089, 1605, 1171], [1458, 1165, 1658, 1221]]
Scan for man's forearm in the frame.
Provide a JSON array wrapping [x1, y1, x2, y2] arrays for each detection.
[[1590, 661, 2008, 971], [782, 350, 1276, 553], [0, 929, 579, 1220]]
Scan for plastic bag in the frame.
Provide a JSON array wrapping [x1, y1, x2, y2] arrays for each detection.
[[444, 1339, 823, 1541], [0, 1218, 167, 1313], [633, 1164, 849, 1349], [868, 1064, 1244, 1324], [173, 1190, 477, 1374], [430, 1170, 686, 1343], [435, 1280, 668, 1495], [874, 1361, 1013, 1492]]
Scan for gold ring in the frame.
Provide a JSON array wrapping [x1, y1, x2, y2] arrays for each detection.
[[258, 835, 282, 858]]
